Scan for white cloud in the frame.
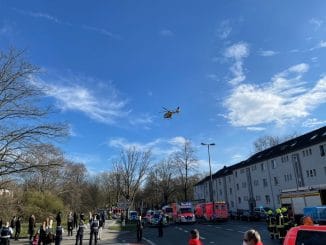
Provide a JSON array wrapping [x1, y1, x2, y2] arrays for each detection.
[[319, 40, 326, 48], [82, 25, 121, 39], [159, 29, 174, 37], [217, 20, 232, 39], [32, 75, 129, 125], [224, 63, 326, 127], [14, 8, 65, 25], [258, 50, 278, 57], [246, 126, 266, 131], [224, 42, 249, 85], [108, 136, 189, 157], [302, 118, 326, 128], [129, 114, 154, 128], [309, 18, 324, 30]]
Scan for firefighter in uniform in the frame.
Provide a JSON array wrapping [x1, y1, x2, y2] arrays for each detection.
[[1, 222, 13, 245], [281, 207, 291, 236], [266, 210, 276, 239], [275, 208, 285, 240]]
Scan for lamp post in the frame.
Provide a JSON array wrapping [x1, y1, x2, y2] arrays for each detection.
[[201, 142, 215, 220]]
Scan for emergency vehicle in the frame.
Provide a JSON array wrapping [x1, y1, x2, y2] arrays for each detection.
[[195, 202, 229, 221], [162, 205, 174, 223], [176, 202, 196, 223], [283, 225, 326, 245]]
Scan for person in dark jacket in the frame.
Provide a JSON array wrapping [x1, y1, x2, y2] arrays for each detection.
[[1, 222, 13, 245], [158, 215, 163, 237], [89, 214, 99, 245], [73, 212, 78, 230], [54, 225, 64, 245], [28, 215, 36, 241], [136, 216, 143, 242], [56, 212, 62, 227], [14, 217, 21, 240], [67, 212, 74, 236], [75, 213, 86, 245]]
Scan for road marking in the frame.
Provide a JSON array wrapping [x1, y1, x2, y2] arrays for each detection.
[[226, 229, 234, 231], [200, 236, 206, 240], [237, 231, 245, 233], [143, 237, 156, 245], [209, 242, 215, 244], [215, 226, 221, 228]]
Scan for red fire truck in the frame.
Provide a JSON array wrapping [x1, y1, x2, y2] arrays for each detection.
[[195, 201, 229, 221]]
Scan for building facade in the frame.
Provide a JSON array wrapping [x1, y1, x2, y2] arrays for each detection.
[[193, 126, 326, 211]]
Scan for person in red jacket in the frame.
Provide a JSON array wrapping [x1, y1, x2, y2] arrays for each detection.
[[243, 229, 263, 245], [188, 229, 203, 245]]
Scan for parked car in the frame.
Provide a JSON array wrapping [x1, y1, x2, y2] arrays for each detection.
[[129, 211, 138, 221], [240, 210, 261, 221], [253, 207, 271, 220], [283, 225, 326, 245], [148, 212, 167, 226]]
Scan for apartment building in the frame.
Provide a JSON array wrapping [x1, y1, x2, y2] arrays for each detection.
[[193, 126, 326, 211]]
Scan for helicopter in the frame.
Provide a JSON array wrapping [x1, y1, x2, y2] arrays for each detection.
[[162, 106, 180, 119]]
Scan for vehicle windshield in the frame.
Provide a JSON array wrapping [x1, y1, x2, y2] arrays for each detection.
[[180, 208, 192, 213]]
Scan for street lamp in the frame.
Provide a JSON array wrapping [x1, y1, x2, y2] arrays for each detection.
[[201, 142, 215, 220]]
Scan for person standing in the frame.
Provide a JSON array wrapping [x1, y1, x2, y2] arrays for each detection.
[[243, 229, 263, 245], [9, 216, 16, 238], [136, 216, 143, 242], [14, 217, 21, 240], [73, 212, 78, 230], [89, 214, 99, 245], [188, 229, 203, 245], [28, 215, 36, 241], [67, 212, 74, 236], [54, 225, 64, 245], [1, 222, 13, 245], [75, 213, 86, 245], [157, 215, 163, 237], [56, 212, 62, 226], [38, 220, 47, 245]]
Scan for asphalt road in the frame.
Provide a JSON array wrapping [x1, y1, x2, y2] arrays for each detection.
[[10, 219, 281, 245], [139, 220, 281, 245]]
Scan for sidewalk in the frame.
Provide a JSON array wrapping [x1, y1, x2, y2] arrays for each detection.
[[10, 220, 148, 245]]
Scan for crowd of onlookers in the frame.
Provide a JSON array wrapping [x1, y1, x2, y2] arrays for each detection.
[[0, 211, 106, 245]]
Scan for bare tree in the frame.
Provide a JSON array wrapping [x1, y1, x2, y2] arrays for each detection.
[[155, 158, 177, 205], [113, 147, 151, 210], [0, 49, 68, 180], [172, 139, 197, 201], [253, 135, 280, 153]]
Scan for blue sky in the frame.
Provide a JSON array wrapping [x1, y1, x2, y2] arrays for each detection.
[[1, 0, 326, 174]]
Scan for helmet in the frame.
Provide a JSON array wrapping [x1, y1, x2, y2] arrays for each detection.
[[267, 210, 273, 215], [276, 208, 281, 214], [281, 207, 287, 213]]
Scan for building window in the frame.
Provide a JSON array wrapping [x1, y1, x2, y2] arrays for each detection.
[[254, 179, 259, 186], [261, 163, 266, 171], [219, 190, 222, 195], [236, 183, 239, 190], [244, 196, 248, 201], [235, 171, 238, 177], [231, 201, 234, 207], [230, 188, 232, 194], [274, 176, 278, 185], [242, 182, 247, 188], [238, 197, 241, 203], [309, 148, 312, 155], [313, 169, 316, 176], [303, 150, 305, 157], [320, 145, 325, 156], [306, 170, 310, 178], [265, 195, 271, 204], [228, 176, 231, 183], [271, 159, 277, 169], [219, 179, 221, 184], [252, 165, 257, 171], [240, 168, 245, 174], [263, 178, 268, 187]]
